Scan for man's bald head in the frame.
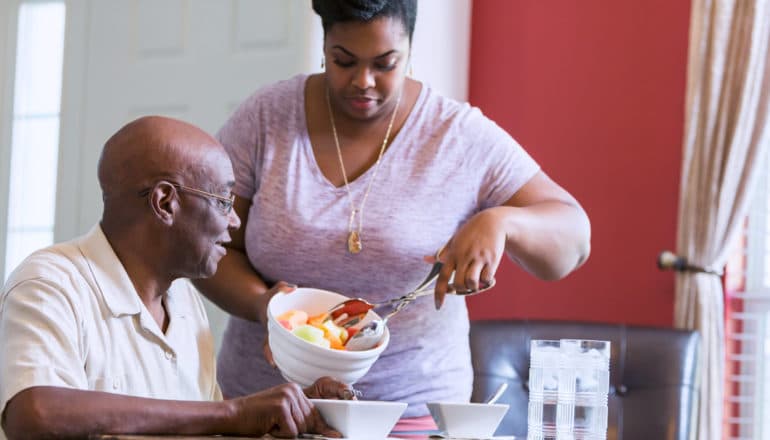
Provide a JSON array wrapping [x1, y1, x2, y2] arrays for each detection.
[[98, 116, 224, 202]]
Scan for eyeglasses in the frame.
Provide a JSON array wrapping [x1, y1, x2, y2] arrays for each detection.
[[172, 184, 235, 215], [138, 182, 235, 215]]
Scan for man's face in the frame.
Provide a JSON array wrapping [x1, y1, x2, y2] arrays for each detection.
[[174, 149, 240, 279]]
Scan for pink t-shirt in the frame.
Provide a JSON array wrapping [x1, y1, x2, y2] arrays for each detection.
[[216, 74, 539, 417]]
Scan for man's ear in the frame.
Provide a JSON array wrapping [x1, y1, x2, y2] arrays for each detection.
[[148, 183, 177, 226]]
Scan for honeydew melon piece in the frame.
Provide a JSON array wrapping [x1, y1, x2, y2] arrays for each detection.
[[292, 324, 330, 348]]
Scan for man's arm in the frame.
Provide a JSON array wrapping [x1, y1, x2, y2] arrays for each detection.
[[3, 387, 231, 439], [0, 268, 345, 439], [3, 381, 343, 439]]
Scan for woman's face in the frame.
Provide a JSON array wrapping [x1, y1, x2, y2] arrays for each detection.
[[323, 16, 410, 121]]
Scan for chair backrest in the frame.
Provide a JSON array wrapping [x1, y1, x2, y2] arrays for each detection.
[[469, 319, 699, 440]]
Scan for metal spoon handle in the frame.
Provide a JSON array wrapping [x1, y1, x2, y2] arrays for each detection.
[[485, 382, 508, 404], [413, 261, 443, 293], [406, 277, 498, 300]]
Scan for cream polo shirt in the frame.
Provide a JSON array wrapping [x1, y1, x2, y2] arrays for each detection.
[[0, 224, 222, 425]]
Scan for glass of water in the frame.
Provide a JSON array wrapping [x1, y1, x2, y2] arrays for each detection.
[[528, 339, 610, 440], [558, 340, 610, 439], [528, 340, 561, 439]]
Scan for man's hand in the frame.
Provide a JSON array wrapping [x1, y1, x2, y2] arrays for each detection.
[[227, 382, 341, 438]]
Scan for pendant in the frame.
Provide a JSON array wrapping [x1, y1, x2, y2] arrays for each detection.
[[347, 231, 362, 254]]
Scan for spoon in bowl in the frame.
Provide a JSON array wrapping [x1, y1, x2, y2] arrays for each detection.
[[422, 383, 510, 440], [343, 299, 406, 351], [484, 382, 508, 404]]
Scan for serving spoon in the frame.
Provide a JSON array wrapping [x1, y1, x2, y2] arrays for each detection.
[[343, 266, 496, 351], [328, 257, 445, 326]]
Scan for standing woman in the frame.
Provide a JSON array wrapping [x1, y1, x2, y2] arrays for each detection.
[[194, 0, 590, 429]]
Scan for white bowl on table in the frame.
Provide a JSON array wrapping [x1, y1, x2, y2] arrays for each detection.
[[427, 401, 510, 439], [310, 399, 406, 439], [267, 287, 390, 387]]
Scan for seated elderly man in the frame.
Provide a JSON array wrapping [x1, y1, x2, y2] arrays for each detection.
[[0, 116, 350, 439]]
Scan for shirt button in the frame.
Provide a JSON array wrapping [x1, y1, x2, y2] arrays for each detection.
[[112, 379, 119, 390]]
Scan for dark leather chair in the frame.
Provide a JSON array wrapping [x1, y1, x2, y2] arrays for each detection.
[[469, 320, 699, 440]]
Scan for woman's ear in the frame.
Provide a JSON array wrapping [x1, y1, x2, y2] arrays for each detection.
[[148, 182, 177, 226]]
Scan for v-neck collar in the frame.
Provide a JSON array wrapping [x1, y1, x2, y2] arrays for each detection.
[[299, 74, 427, 192]]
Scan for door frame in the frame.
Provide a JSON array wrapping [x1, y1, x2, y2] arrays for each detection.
[[55, 0, 88, 242], [0, 0, 20, 280]]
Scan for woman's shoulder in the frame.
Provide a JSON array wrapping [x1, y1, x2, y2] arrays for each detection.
[[415, 84, 492, 132]]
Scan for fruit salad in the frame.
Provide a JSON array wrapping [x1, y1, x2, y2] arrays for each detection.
[[276, 309, 360, 350]]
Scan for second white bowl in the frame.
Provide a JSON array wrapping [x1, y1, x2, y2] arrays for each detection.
[[427, 401, 509, 438]]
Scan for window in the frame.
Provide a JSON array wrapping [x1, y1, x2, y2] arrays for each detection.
[[3, 1, 66, 280], [725, 150, 770, 439]]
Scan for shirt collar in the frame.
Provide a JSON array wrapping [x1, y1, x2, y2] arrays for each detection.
[[77, 224, 142, 317]]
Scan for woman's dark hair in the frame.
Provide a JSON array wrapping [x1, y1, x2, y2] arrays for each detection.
[[312, 0, 417, 42]]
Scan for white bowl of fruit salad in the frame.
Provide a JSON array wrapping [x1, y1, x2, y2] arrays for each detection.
[[267, 287, 390, 387]]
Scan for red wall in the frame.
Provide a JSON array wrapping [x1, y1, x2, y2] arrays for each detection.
[[466, 1, 691, 326]]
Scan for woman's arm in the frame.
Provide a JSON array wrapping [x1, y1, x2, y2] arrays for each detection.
[[434, 171, 591, 306], [192, 196, 272, 323], [499, 171, 590, 278]]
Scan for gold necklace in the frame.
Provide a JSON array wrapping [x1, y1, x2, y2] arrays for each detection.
[[325, 85, 403, 254]]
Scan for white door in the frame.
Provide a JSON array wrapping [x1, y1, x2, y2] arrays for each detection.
[[56, 0, 322, 349], [2, 0, 470, 351]]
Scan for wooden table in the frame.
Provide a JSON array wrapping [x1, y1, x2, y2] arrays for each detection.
[[94, 435, 514, 440], [94, 435, 434, 440]]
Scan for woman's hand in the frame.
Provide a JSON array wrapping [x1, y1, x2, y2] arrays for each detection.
[[433, 208, 507, 309], [260, 281, 297, 367], [432, 172, 591, 310]]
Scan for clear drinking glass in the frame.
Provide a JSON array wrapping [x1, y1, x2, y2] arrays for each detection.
[[557, 339, 610, 440], [528, 339, 610, 440], [528, 340, 561, 439]]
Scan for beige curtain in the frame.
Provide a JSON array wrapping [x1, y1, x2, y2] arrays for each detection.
[[675, 0, 770, 439]]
